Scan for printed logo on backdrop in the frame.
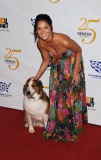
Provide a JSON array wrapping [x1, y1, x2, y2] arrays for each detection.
[[86, 97, 95, 111], [4, 48, 21, 70], [88, 60, 101, 79], [77, 18, 100, 44], [30, 18, 35, 34], [0, 82, 12, 97], [0, 18, 10, 32]]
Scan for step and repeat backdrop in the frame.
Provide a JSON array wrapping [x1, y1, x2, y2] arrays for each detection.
[[0, 0, 101, 125]]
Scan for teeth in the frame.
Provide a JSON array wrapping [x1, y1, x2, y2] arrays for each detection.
[[42, 35, 45, 36]]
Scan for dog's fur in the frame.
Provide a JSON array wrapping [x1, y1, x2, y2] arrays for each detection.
[[23, 78, 50, 133]]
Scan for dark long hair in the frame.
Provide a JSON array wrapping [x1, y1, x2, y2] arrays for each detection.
[[34, 14, 53, 41]]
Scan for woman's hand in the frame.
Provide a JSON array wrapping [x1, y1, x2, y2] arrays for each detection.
[[71, 70, 80, 85], [30, 76, 39, 80]]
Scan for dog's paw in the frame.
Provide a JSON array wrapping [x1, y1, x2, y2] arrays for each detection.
[[29, 128, 35, 133], [25, 123, 29, 128], [45, 123, 47, 129]]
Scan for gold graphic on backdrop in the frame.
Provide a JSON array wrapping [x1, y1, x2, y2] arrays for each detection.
[[5, 48, 21, 70], [49, 0, 60, 3], [43, 86, 49, 89], [78, 18, 100, 44], [0, 18, 4, 24]]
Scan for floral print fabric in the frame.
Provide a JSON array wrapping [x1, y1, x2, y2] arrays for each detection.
[[44, 50, 88, 142]]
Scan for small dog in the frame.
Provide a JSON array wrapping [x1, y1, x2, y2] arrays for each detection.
[[23, 78, 50, 133]]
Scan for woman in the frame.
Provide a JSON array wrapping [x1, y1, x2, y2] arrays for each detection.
[[33, 14, 88, 142]]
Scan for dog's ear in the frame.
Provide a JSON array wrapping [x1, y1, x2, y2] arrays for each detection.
[[23, 79, 30, 95], [38, 80, 43, 88], [23, 80, 29, 95], [23, 84, 27, 95]]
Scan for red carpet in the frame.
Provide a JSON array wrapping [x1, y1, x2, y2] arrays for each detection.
[[0, 106, 101, 160]]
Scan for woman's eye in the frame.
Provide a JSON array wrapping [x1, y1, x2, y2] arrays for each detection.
[[37, 28, 41, 31], [44, 26, 48, 29]]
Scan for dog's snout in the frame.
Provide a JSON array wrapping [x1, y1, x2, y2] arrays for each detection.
[[26, 91, 31, 95]]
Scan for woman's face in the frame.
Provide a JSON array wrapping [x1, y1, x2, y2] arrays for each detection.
[[36, 20, 52, 41]]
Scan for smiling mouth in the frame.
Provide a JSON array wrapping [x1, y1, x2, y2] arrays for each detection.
[[41, 35, 47, 38]]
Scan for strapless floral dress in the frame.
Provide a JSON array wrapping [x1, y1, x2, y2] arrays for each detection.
[[44, 50, 88, 142]]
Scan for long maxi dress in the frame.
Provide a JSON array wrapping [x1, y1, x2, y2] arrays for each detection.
[[44, 50, 88, 142]]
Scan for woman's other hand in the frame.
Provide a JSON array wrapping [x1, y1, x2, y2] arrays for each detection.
[[71, 70, 80, 85]]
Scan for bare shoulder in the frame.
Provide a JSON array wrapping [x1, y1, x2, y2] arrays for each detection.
[[37, 39, 49, 58], [37, 39, 44, 50], [55, 33, 71, 43], [54, 33, 73, 47], [55, 32, 81, 52], [55, 33, 70, 39]]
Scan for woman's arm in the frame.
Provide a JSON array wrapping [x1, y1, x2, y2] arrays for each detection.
[[32, 41, 50, 80], [65, 36, 82, 84]]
